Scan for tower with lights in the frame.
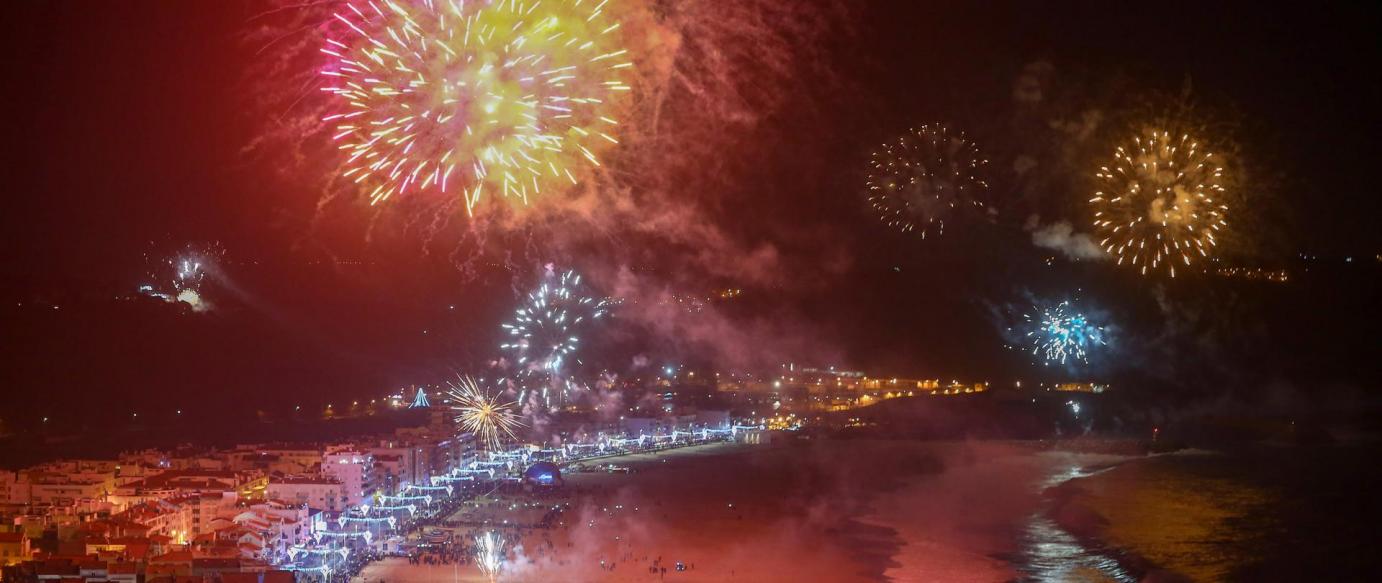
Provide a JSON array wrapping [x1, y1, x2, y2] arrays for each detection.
[[410, 387, 430, 408]]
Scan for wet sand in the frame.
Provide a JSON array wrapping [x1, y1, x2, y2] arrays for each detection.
[[1044, 446, 1371, 582]]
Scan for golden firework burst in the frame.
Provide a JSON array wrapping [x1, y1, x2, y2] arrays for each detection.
[[446, 376, 525, 450], [321, 0, 633, 214], [1091, 128, 1228, 277]]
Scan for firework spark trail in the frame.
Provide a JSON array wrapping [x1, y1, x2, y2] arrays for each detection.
[[445, 376, 525, 451], [1091, 128, 1228, 277], [866, 124, 989, 238], [499, 267, 610, 407], [320, 0, 632, 215], [1021, 300, 1107, 366], [475, 530, 505, 581]]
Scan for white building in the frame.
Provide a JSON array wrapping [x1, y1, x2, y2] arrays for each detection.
[[321, 451, 373, 507], [266, 477, 345, 512]]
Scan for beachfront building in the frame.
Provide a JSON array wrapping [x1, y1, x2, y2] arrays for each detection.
[[265, 477, 344, 512], [320, 450, 374, 507]]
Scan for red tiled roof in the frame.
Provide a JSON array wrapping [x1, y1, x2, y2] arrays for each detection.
[[147, 576, 203, 583], [36, 555, 91, 563], [123, 470, 241, 491], [150, 550, 193, 563], [108, 562, 139, 574], [145, 563, 183, 576], [212, 524, 252, 536], [198, 545, 241, 559]]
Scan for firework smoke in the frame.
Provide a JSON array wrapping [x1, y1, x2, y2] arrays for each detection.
[[1024, 216, 1107, 261]]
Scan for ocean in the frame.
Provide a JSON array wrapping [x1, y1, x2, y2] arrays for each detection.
[[864, 442, 1381, 582]]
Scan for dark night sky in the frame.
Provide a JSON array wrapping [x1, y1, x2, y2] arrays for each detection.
[[1, 1, 1378, 427]]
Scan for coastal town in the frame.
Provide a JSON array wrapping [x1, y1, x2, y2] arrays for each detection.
[[0, 387, 779, 583], [0, 367, 1115, 583]]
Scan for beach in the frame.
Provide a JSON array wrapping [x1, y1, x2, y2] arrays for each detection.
[[355, 439, 1382, 582], [357, 439, 947, 582]]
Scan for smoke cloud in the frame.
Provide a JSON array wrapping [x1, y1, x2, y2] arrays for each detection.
[[1024, 215, 1108, 261]]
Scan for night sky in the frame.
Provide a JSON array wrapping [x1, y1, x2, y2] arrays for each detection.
[[2, 1, 1378, 428]]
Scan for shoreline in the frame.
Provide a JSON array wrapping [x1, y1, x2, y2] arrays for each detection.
[[360, 438, 1183, 582], [855, 439, 1169, 582], [1041, 448, 1242, 583], [1044, 471, 1178, 582]]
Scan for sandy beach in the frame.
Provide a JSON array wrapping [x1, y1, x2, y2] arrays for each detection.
[[352, 439, 1163, 583], [357, 440, 957, 582]]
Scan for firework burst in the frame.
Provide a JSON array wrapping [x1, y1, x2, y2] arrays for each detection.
[[866, 124, 988, 238], [474, 530, 505, 581], [500, 268, 610, 406], [248, 0, 848, 263], [446, 376, 525, 450], [1091, 128, 1228, 277], [320, 0, 633, 214], [1019, 300, 1107, 366], [138, 244, 223, 312]]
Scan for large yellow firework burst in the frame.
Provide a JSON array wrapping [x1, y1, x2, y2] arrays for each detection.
[[865, 124, 988, 238], [1091, 128, 1228, 277], [321, 0, 632, 214], [446, 376, 526, 450]]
